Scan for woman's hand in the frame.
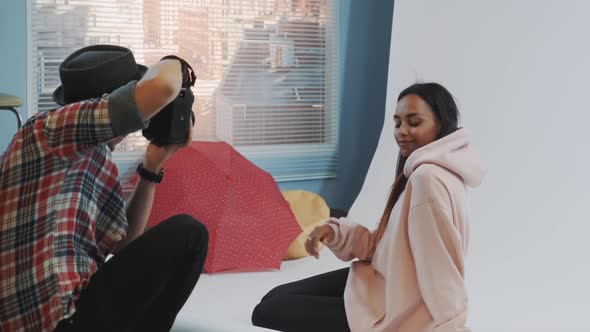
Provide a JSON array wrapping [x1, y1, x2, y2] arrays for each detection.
[[305, 224, 335, 259]]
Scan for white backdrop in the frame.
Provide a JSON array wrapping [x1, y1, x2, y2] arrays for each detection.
[[349, 1, 590, 331]]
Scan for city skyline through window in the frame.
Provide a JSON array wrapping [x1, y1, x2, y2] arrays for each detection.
[[30, 0, 338, 181]]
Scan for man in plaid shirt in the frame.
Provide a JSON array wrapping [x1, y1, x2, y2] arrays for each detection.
[[0, 45, 209, 332]]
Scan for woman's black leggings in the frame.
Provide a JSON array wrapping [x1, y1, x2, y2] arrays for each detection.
[[252, 267, 351, 332]]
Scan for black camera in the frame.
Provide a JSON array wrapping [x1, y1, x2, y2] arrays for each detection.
[[142, 55, 196, 146], [142, 88, 195, 146]]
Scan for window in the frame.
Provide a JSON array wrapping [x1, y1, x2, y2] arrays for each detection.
[[30, 0, 339, 183]]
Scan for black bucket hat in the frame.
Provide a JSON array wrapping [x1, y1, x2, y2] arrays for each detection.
[[53, 44, 147, 106]]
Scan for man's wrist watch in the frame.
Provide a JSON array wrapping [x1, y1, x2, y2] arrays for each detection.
[[136, 163, 164, 183]]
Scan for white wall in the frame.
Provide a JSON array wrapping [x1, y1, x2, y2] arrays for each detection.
[[350, 1, 590, 331]]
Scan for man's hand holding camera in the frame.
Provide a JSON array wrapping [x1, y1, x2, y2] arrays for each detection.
[[143, 122, 192, 174]]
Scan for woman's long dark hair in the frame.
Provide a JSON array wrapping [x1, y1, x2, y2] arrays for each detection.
[[374, 83, 460, 243]]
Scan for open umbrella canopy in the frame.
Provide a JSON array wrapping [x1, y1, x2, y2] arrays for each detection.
[[143, 141, 302, 273]]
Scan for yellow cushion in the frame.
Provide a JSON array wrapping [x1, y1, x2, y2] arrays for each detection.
[[282, 190, 330, 260]]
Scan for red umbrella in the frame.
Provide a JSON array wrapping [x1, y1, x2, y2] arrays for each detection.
[[142, 141, 301, 273]]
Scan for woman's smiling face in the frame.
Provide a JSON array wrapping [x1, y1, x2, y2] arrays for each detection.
[[393, 94, 440, 157]]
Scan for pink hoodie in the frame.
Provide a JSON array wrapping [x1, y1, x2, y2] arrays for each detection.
[[326, 128, 486, 332]]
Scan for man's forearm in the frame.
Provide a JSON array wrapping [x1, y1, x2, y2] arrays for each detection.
[[117, 172, 158, 252], [114, 58, 187, 253], [135, 59, 183, 122]]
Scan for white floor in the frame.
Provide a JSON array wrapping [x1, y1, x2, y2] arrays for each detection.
[[171, 249, 348, 332], [172, 247, 590, 332]]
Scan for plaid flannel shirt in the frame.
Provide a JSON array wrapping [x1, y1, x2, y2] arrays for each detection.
[[0, 82, 146, 332]]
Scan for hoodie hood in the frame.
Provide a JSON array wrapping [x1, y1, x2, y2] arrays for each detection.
[[403, 128, 486, 188]]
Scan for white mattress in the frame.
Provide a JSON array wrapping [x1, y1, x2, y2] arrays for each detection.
[[171, 249, 348, 332]]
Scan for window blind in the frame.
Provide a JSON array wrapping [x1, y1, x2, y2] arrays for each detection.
[[30, 0, 338, 183]]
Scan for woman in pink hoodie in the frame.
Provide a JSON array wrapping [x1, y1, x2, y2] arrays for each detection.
[[252, 83, 486, 332]]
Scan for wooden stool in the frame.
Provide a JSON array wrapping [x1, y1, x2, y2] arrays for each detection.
[[0, 93, 23, 129]]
